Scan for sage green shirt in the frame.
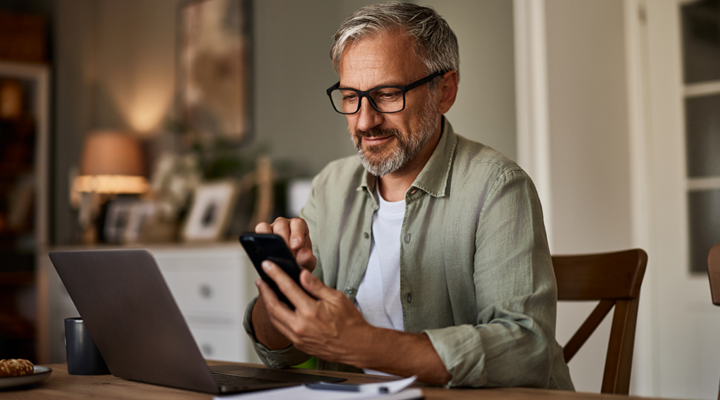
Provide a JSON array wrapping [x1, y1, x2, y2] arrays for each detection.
[[243, 118, 574, 390]]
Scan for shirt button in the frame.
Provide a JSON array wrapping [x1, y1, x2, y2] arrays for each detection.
[[363, 232, 369, 239], [407, 293, 412, 303], [404, 234, 411, 243], [346, 288, 354, 295]]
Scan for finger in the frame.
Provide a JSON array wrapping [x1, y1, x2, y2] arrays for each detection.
[[256, 278, 280, 306], [288, 218, 310, 251], [299, 269, 336, 300], [270, 218, 292, 247], [256, 277, 297, 322], [262, 260, 316, 310], [296, 248, 317, 272], [255, 222, 272, 234]]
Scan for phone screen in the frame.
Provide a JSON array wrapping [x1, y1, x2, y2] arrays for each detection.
[[239, 233, 310, 310]]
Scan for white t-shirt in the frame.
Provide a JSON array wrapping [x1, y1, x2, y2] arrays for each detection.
[[355, 188, 405, 375]]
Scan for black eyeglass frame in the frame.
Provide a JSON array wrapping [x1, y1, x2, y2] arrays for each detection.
[[326, 70, 448, 115]]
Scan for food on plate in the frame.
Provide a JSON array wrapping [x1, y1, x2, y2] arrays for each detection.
[[0, 359, 34, 377]]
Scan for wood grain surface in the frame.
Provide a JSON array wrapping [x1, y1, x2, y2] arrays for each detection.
[[0, 361, 678, 400]]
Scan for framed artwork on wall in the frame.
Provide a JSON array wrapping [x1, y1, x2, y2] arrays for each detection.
[[178, 0, 253, 147]]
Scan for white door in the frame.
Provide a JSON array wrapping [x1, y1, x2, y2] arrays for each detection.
[[637, 0, 720, 398]]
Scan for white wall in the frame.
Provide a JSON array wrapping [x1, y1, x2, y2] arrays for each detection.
[[252, 0, 369, 177], [91, 0, 177, 133], [545, 0, 632, 255], [421, 0, 517, 160], [542, 0, 634, 393]]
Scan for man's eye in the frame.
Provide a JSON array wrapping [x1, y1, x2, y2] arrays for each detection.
[[375, 90, 401, 102], [343, 93, 358, 102]]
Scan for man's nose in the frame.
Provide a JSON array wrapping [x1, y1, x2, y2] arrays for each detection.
[[354, 97, 383, 132]]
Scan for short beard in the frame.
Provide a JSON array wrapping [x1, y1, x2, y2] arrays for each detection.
[[350, 93, 439, 177]]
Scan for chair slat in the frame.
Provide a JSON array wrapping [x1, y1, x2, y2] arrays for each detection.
[[563, 300, 615, 363], [602, 299, 640, 394]]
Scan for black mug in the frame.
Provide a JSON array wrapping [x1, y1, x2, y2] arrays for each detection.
[[64, 317, 110, 375]]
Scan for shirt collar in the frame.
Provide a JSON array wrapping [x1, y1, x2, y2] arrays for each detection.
[[358, 117, 458, 199]]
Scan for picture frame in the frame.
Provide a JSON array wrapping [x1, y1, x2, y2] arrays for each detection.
[[103, 199, 135, 243], [182, 180, 238, 241], [123, 200, 156, 243], [178, 0, 253, 146]]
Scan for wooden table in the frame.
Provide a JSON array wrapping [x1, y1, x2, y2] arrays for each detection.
[[0, 362, 674, 400]]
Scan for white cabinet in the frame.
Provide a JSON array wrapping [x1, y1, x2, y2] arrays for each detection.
[[37, 243, 260, 365]]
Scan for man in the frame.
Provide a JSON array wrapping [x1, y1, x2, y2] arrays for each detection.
[[243, 3, 574, 390]]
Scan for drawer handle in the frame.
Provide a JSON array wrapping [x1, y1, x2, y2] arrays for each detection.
[[201, 343, 213, 356], [199, 284, 212, 299]]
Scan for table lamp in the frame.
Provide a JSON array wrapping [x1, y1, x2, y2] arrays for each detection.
[[73, 130, 149, 243]]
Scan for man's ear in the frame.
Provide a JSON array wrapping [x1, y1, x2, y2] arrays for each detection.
[[437, 70, 459, 115]]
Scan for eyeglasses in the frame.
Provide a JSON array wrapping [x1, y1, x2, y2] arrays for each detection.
[[326, 70, 447, 115]]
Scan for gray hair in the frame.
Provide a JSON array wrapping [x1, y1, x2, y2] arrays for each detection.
[[330, 2, 460, 86]]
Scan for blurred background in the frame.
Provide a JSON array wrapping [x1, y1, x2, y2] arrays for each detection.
[[0, 0, 718, 399]]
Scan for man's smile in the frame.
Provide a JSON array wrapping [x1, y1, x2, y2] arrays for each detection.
[[362, 135, 394, 146]]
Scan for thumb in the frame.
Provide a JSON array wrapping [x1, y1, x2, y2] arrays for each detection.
[[299, 269, 334, 299]]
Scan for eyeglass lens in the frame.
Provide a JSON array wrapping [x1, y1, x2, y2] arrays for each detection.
[[330, 87, 405, 114]]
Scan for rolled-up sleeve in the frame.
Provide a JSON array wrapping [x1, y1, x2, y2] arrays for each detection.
[[242, 297, 312, 368], [424, 168, 558, 388]]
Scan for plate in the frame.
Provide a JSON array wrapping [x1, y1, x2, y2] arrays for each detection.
[[0, 366, 52, 389]]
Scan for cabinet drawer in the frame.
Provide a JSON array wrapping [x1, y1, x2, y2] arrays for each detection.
[[152, 250, 248, 318], [159, 267, 240, 317], [187, 324, 247, 362]]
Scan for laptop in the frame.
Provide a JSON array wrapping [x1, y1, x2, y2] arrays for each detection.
[[49, 249, 345, 394]]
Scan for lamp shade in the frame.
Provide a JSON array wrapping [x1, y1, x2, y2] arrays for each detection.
[[80, 130, 145, 176], [75, 130, 149, 194]]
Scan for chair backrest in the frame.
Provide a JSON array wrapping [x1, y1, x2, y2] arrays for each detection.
[[553, 248, 648, 395], [708, 243, 720, 306]]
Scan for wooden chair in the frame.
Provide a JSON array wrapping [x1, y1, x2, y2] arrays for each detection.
[[708, 243, 720, 306], [707, 243, 720, 400], [553, 248, 648, 395]]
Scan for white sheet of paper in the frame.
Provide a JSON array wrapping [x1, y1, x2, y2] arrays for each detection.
[[214, 375, 420, 400], [359, 375, 417, 394]]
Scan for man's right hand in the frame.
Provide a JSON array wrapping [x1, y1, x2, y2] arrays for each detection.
[[251, 217, 317, 350], [255, 217, 316, 272]]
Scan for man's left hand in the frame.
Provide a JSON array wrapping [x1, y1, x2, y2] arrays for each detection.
[[256, 260, 372, 365]]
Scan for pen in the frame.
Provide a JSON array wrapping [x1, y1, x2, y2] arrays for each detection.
[[306, 382, 361, 392]]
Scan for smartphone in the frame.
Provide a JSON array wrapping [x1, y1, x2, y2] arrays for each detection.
[[239, 233, 312, 310]]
